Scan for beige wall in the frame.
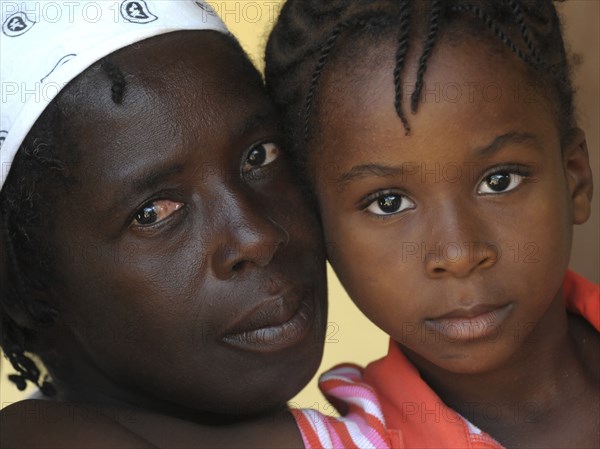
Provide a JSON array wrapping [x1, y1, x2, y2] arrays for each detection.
[[1, 0, 598, 413], [560, 1, 600, 284]]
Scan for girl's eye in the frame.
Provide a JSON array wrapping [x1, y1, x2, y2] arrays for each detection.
[[365, 193, 415, 216], [133, 200, 183, 226], [478, 171, 524, 194], [242, 142, 280, 172]]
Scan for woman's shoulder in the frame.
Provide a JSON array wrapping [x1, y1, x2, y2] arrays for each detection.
[[0, 399, 305, 449], [0, 399, 155, 448]]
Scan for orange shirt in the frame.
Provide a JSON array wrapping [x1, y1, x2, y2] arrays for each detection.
[[361, 271, 599, 448], [293, 272, 598, 448]]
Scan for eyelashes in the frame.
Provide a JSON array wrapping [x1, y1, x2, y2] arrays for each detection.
[[128, 141, 283, 232], [477, 165, 530, 195], [363, 191, 416, 216], [361, 164, 532, 218], [242, 142, 280, 173], [132, 199, 184, 227]]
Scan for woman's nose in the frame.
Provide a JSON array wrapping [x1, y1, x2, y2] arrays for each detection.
[[211, 195, 289, 280]]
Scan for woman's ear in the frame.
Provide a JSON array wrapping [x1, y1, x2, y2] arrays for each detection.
[[563, 128, 594, 225]]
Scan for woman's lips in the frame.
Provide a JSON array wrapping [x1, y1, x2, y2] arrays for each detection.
[[222, 289, 315, 352], [425, 303, 513, 341]]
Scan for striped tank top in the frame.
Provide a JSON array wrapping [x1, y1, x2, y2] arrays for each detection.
[[291, 364, 392, 449]]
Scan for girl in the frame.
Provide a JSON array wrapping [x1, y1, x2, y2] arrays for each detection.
[[266, 0, 599, 447], [1, 1, 329, 446]]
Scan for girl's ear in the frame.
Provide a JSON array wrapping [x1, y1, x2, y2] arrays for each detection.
[[563, 128, 594, 225]]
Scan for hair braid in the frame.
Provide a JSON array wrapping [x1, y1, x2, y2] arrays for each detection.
[[0, 57, 131, 395], [504, 0, 540, 61], [393, 0, 412, 135], [266, 0, 576, 173], [304, 12, 391, 140], [411, 0, 443, 115], [450, 2, 544, 71], [2, 154, 59, 395], [303, 20, 349, 140]]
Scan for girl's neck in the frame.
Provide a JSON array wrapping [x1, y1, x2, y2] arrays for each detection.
[[402, 293, 598, 429]]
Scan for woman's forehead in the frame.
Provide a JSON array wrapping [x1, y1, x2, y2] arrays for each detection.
[[52, 32, 274, 194], [59, 32, 267, 143], [62, 32, 251, 106]]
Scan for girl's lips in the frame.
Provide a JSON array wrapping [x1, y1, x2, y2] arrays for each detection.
[[425, 303, 513, 341], [222, 289, 316, 352]]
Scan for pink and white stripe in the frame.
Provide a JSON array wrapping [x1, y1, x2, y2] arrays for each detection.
[[291, 364, 392, 449]]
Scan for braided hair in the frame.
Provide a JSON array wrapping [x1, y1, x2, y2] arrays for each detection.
[[265, 0, 575, 172], [0, 59, 127, 395]]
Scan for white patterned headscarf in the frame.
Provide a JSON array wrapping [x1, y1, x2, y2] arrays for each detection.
[[0, 0, 228, 191]]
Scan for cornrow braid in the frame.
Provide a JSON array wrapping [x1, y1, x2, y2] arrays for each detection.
[[504, 0, 541, 61], [304, 12, 392, 140], [411, 0, 442, 114], [449, 2, 537, 70], [265, 0, 574, 170], [393, 0, 411, 134], [0, 56, 128, 395]]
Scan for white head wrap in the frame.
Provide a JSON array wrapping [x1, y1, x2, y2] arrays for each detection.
[[0, 0, 228, 191]]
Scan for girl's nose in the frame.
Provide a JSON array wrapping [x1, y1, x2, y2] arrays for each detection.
[[423, 204, 498, 279], [424, 240, 499, 279], [211, 195, 289, 280]]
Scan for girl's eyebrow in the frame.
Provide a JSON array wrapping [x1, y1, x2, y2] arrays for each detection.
[[334, 132, 541, 187], [472, 132, 540, 159], [335, 163, 404, 187]]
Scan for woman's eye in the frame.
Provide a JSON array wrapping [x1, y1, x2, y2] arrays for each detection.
[[365, 193, 415, 216], [478, 172, 524, 194], [133, 200, 183, 226], [242, 142, 280, 172]]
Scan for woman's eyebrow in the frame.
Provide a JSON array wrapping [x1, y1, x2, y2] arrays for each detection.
[[101, 111, 277, 217], [104, 163, 185, 216], [131, 163, 186, 192], [233, 110, 278, 140]]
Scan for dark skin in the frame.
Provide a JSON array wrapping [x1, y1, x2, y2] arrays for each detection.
[[308, 35, 598, 448], [1, 31, 323, 448]]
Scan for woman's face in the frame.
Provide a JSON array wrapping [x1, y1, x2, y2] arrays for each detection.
[[42, 31, 327, 414]]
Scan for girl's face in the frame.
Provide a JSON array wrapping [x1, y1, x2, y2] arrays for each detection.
[[42, 32, 327, 414], [309, 37, 591, 374]]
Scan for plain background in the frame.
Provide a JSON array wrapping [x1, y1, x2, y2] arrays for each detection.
[[1, 0, 598, 415]]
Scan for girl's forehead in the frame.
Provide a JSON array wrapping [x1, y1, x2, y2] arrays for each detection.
[[310, 36, 560, 169], [319, 35, 547, 122]]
